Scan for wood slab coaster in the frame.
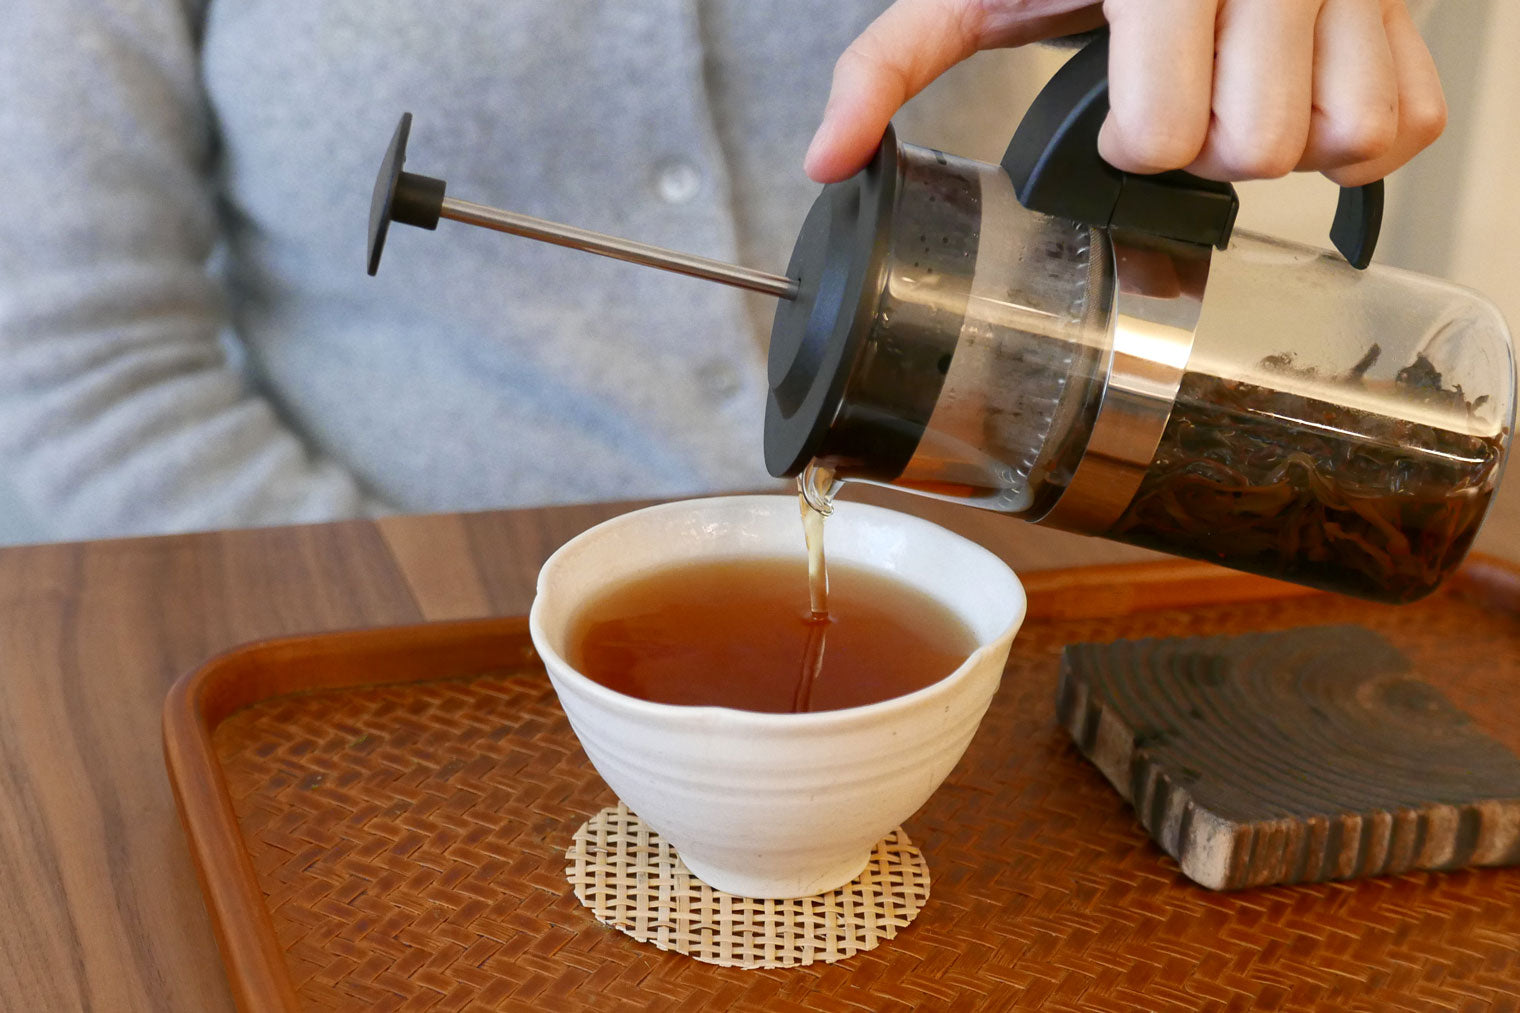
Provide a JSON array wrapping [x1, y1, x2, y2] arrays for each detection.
[[1057, 625, 1520, 890]]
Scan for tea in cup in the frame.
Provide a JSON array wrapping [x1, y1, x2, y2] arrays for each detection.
[[528, 495, 1025, 899]]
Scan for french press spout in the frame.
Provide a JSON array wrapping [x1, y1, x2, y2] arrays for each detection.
[[369, 32, 1514, 604]]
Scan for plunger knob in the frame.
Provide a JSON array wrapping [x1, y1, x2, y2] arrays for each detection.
[[367, 112, 448, 276]]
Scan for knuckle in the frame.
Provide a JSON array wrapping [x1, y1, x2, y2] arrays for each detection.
[[1209, 124, 1301, 179], [1320, 106, 1399, 166], [831, 40, 904, 95], [951, 0, 996, 40], [833, 39, 880, 76], [1215, 107, 1317, 178], [840, 15, 903, 67], [1118, 124, 1206, 172], [1234, 149, 1299, 180], [973, 0, 1058, 46], [1401, 93, 1448, 147], [933, 0, 991, 64]]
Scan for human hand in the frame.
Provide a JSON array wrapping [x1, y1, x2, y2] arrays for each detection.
[[805, 0, 1445, 189]]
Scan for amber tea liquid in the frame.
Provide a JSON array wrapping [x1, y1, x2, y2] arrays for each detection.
[[566, 556, 977, 713]]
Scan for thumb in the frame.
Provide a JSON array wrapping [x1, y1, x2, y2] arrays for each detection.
[[805, 0, 1105, 182]]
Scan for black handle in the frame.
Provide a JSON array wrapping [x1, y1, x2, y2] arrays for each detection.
[[1330, 178, 1383, 270], [1002, 31, 1382, 268]]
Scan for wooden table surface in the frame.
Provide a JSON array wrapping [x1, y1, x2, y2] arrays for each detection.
[[3, 481, 1517, 1011]]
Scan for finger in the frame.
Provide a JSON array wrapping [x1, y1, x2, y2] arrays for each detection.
[[804, 1, 978, 184], [1184, 0, 1323, 180], [1097, 0, 1219, 175], [1321, 0, 1445, 186], [1296, 0, 1398, 172], [805, 0, 1103, 183]]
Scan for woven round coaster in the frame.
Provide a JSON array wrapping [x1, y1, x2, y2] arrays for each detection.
[[564, 803, 931, 969]]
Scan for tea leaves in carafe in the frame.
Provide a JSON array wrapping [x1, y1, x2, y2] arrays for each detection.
[[1108, 350, 1505, 602]]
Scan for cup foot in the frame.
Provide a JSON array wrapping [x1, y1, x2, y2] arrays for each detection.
[[678, 850, 873, 900]]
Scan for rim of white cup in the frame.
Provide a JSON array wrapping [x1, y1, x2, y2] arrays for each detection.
[[527, 495, 1027, 729]]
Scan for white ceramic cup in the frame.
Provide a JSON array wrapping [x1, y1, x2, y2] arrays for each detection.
[[528, 495, 1026, 899]]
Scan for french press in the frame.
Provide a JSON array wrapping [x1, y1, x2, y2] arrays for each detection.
[[369, 33, 1514, 604]]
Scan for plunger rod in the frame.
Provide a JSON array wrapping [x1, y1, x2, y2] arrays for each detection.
[[439, 197, 799, 300]]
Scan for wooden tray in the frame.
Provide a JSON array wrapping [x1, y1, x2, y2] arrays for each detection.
[[163, 558, 1520, 1011]]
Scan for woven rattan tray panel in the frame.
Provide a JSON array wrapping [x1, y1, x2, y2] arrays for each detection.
[[164, 559, 1520, 1011]]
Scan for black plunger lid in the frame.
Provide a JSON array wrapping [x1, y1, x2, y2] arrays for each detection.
[[763, 126, 900, 478]]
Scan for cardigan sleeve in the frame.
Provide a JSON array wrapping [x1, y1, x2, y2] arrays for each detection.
[[0, 0, 389, 540]]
